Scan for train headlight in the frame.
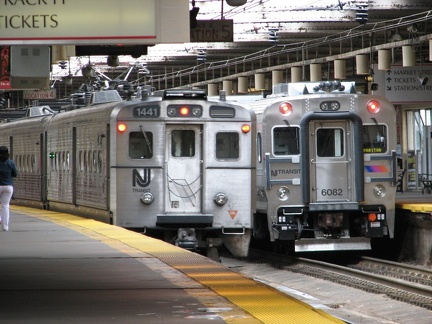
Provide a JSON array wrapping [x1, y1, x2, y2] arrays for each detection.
[[241, 124, 251, 133], [179, 106, 189, 116], [277, 186, 290, 201], [167, 107, 177, 116], [367, 100, 381, 113], [373, 184, 386, 198], [279, 102, 293, 116], [214, 193, 228, 206], [140, 192, 154, 205], [192, 106, 202, 116], [117, 123, 127, 132], [320, 101, 340, 111]]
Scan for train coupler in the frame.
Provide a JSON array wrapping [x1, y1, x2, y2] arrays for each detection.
[[174, 228, 199, 250], [272, 223, 299, 240]]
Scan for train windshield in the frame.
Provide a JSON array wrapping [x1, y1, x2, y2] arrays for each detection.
[[273, 126, 300, 155], [129, 131, 153, 159], [216, 132, 239, 159], [362, 125, 387, 153]]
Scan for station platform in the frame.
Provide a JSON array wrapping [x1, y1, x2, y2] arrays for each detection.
[[0, 206, 344, 323]]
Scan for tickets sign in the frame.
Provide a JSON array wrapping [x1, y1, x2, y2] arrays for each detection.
[[0, 0, 157, 45]]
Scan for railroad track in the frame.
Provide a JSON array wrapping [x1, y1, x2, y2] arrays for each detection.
[[243, 249, 432, 310]]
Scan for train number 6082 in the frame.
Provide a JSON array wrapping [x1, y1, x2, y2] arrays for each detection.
[[321, 188, 343, 196]]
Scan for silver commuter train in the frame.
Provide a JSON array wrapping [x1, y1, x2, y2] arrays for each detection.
[[249, 81, 397, 252], [0, 89, 256, 258]]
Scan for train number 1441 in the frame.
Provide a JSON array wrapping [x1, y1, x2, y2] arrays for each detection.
[[133, 106, 160, 118]]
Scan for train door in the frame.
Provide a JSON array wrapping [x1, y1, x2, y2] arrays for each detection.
[[165, 124, 202, 213], [309, 121, 355, 205]]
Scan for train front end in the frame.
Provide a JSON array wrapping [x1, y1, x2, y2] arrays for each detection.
[[255, 81, 397, 252], [110, 90, 256, 258]]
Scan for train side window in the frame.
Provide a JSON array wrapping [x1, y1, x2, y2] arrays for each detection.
[[88, 151, 92, 172], [257, 132, 262, 163], [78, 151, 83, 172], [66, 151, 70, 172], [316, 128, 344, 157], [129, 131, 153, 159], [31, 155, 35, 173], [93, 150, 97, 173], [362, 125, 387, 153], [273, 126, 300, 155], [171, 130, 195, 157], [97, 150, 103, 173], [216, 132, 239, 159]]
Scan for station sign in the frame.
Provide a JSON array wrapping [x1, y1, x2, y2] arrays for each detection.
[[190, 20, 234, 42], [0, 0, 189, 45], [373, 64, 432, 103], [23, 89, 56, 100]]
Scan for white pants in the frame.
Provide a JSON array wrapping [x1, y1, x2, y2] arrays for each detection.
[[0, 185, 13, 231]]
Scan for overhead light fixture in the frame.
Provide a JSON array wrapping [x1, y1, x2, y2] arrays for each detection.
[[81, 63, 95, 78], [226, 0, 247, 6], [268, 28, 279, 44], [390, 30, 403, 42], [196, 49, 207, 62], [107, 55, 119, 67]]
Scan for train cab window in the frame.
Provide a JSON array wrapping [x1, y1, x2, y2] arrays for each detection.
[[129, 131, 153, 159], [216, 132, 239, 159], [171, 130, 195, 157], [316, 128, 344, 157], [362, 125, 387, 153], [273, 127, 300, 155]]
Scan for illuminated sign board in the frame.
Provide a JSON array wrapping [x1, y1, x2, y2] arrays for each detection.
[[0, 0, 160, 45]]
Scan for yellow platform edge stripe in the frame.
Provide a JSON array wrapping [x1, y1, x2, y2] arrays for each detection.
[[12, 206, 344, 324], [396, 203, 432, 213]]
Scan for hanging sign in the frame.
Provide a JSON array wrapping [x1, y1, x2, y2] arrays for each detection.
[[0, 0, 158, 45]]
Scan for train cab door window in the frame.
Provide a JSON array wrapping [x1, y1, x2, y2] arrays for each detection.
[[216, 132, 239, 159], [129, 131, 153, 159], [316, 128, 344, 157], [171, 130, 195, 157], [362, 125, 387, 153], [273, 127, 300, 155]]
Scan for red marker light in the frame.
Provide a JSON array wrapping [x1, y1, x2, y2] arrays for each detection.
[[117, 123, 127, 132], [179, 106, 189, 116], [279, 102, 293, 116], [367, 100, 380, 114], [241, 124, 251, 133]]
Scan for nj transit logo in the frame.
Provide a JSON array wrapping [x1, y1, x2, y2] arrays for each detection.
[[133, 169, 151, 187]]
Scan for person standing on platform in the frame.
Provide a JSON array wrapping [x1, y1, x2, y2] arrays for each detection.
[[0, 146, 17, 231]]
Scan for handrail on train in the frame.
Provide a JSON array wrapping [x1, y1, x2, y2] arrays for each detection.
[[157, 89, 208, 100]]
